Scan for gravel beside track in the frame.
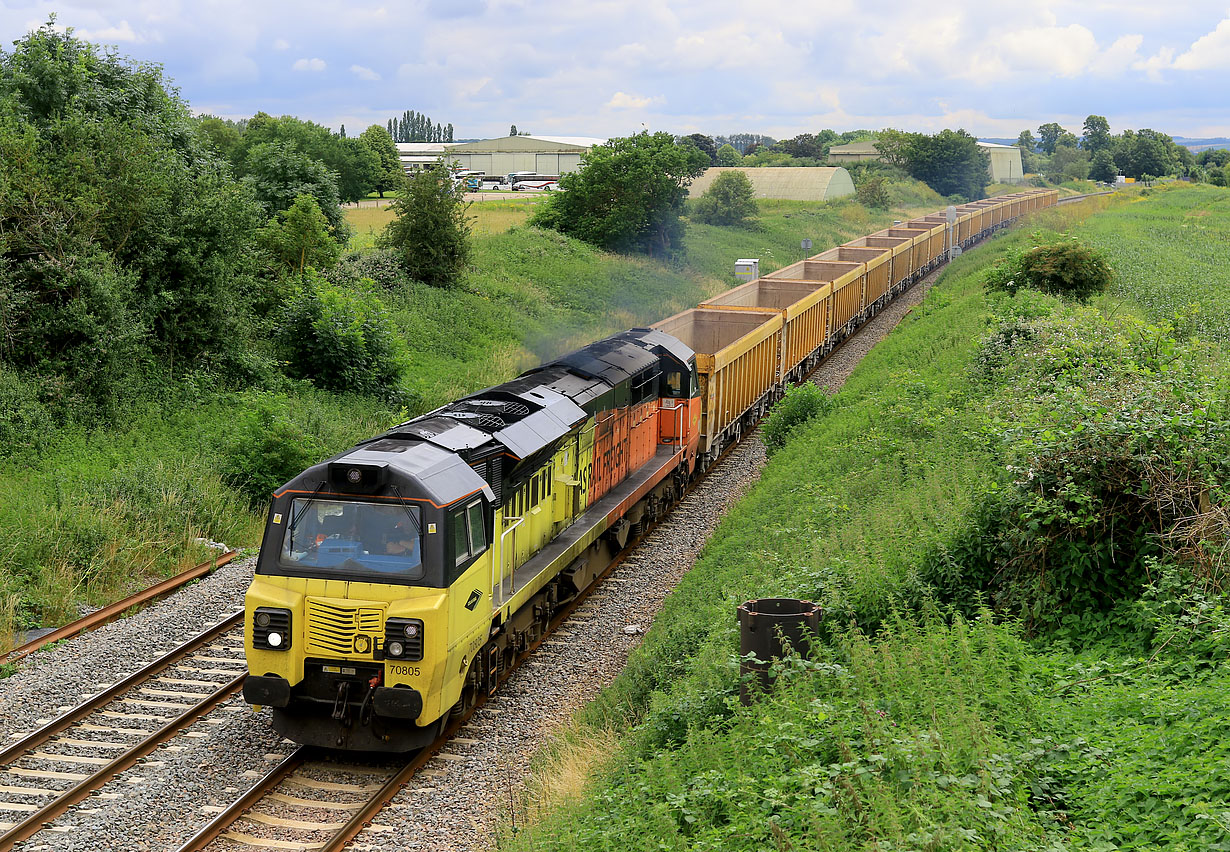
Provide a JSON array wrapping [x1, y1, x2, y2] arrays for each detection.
[[0, 268, 946, 852]]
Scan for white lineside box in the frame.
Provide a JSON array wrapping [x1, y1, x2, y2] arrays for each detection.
[[735, 259, 760, 282]]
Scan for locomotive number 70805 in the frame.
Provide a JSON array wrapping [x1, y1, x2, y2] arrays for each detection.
[[388, 664, 421, 677]]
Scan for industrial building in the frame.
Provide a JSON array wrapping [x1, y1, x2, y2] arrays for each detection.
[[688, 167, 855, 202], [396, 142, 448, 173], [396, 135, 605, 177]]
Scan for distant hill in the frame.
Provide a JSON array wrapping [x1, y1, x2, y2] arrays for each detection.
[[1174, 136, 1230, 152]]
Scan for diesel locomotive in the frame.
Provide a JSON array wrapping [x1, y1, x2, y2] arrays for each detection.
[[242, 329, 700, 750]]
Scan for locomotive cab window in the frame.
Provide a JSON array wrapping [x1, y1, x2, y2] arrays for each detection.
[[278, 499, 423, 581], [450, 499, 488, 572], [663, 370, 683, 398]]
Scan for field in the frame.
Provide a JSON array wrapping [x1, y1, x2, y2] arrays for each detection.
[[497, 185, 1230, 851], [0, 183, 941, 649]]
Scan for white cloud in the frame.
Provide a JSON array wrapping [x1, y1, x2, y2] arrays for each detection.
[[1089, 34, 1145, 75], [991, 24, 1100, 77], [1173, 16, 1230, 69], [272, 38, 290, 51], [292, 57, 327, 72], [77, 20, 143, 44], [1135, 46, 1176, 80], [350, 64, 380, 80], [606, 91, 664, 110]]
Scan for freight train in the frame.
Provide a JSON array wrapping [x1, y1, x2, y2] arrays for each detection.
[[241, 189, 1059, 751]]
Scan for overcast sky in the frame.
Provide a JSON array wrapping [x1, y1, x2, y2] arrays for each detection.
[[4, 1, 1230, 141]]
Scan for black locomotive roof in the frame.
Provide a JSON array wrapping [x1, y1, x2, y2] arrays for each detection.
[[538, 329, 662, 385], [334, 327, 697, 502], [281, 439, 494, 508]]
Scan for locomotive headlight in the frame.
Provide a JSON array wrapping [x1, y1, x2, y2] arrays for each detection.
[[347, 467, 363, 484], [385, 618, 424, 661], [252, 607, 292, 651]]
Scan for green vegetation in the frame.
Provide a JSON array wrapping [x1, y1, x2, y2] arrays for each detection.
[[878, 128, 991, 200], [690, 171, 758, 226], [531, 131, 710, 255], [983, 236, 1113, 301], [1016, 116, 1197, 184], [760, 382, 830, 454], [378, 163, 473, 286], [500, 186, 1230, 851]]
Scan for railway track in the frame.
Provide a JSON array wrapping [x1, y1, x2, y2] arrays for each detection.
[[0, 550, 239, 669], [0, 612, 246, 850]]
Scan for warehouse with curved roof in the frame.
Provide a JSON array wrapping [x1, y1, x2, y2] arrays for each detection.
[[688, 167, 855, 202]]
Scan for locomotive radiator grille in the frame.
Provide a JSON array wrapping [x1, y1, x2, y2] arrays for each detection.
[[305, 599, 385, 656]]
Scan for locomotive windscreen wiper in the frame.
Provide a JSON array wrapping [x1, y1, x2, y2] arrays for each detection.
[[287, 480, 327, 553], [390, 485, 422, 536]]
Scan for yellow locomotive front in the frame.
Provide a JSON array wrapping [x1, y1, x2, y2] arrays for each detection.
[[243, 444, 496, 752]]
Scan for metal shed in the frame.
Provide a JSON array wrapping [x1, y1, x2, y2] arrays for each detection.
[[687, 167, 855, 202], [444, 135, 604, 177]]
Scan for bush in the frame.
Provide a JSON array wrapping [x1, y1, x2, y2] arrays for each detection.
[[762, 382, 832, 454], [327, 248, 408, 289], [275, 271, 409, 399], [378, 163, 472, 286], [855, 176, 891, 209], [691, 171, 758, 226], [985, 237, 1112, 302], [223, 393, 327, 507]]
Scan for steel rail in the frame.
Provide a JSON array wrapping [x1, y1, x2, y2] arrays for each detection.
[[0, 550, 240, 668], [172, 748, 310, 852], [0, 610, 243, 767], [0, 671, 247, 850]]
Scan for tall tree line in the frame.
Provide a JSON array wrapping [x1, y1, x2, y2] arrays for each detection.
[[387, 110, 453, 143]]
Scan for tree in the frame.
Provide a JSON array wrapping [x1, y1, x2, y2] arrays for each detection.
[[1089, 148, 1118, 183], [257, 194, 342, 275], [197, 115, 241, 160], [1118, 129, 1179, 179], [335, 137, 381, 203], [1197, 149, 1230, 168], [509, 124, 517, 136], [683, 133, 718, 165], [716, 143, 741, 167], [713, 133, 775, 154], [877, 128, 989, 200], [1016, 129, 1038, 151], [0, 19, 261, 402], [228, 112, 377, 203], [1037, 122, 1066, 155], [530, 131, 709, 255], [692, 170, 757, 226], [1047, 145, 1090, 183], [242, 140, 349, 241], [359, 124, 402, 197], [1082, 115, 1111, 153], [773, 131, 836, 160], [378, 163, 472, 286]]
